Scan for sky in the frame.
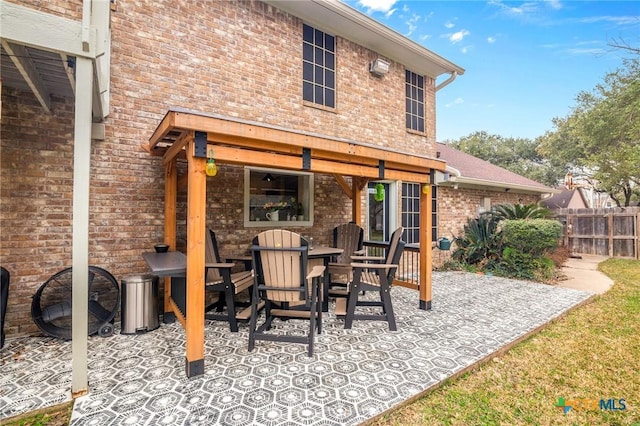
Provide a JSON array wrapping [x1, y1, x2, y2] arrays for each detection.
[[342, 0, 640, 141]]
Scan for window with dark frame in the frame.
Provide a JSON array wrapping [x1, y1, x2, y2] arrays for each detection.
[[302, 24, 335, 108], [401, 183, 437, 243], [244, 168, 314, 227], [405, 70, 425, 132]]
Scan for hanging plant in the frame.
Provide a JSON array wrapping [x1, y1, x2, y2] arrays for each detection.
[[374, 183, 385, 202]]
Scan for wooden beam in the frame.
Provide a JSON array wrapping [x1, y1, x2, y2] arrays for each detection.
[[148, 113, 177, 153], [352, 178, 363, 225], [1, 40, 51, 113], [213, 145, 432, 182], [163, 131, 191, 165], [184, 137, 206, 378], [419, 184, 433, 310], [206, 132, 431, 174], [333, 175, 352, 198], [164, 159, 178, 319]]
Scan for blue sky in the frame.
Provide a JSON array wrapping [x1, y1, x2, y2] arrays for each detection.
[[343, 0, 640, 141]]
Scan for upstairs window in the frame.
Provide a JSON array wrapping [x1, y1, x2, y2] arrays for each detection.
[[405, 70, 425, 132], [303, 24, 335, 108]]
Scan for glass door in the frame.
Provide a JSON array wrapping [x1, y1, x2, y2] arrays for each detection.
[[367, 182, 390, 242]]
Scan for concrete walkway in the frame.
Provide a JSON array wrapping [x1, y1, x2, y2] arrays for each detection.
[[557, 254, 614, 294]]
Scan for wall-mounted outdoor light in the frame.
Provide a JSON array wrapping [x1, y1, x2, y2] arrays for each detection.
[[369, 58, 390, 77]]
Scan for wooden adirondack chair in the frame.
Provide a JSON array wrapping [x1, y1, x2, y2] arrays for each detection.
[[340, 226, 405, 331], [204, 229, 256, 332], [248, 230, 325, 356], [327, 222, 364, 297]]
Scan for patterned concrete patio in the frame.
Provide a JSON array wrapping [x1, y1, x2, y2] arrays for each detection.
[[0, 272, 593, 425]]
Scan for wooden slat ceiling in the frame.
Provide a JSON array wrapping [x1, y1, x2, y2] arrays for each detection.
[[144, 108, 446, 183]]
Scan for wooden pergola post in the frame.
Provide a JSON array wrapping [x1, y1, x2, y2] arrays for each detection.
[[163, 159, 178, 322], [184, 134, 206, 377], [419, 183, 433, 310], [351, 177, 366, 224]]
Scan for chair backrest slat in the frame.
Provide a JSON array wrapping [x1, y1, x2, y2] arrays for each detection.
[[253, 230, 308, 302], [385, 227, 405, 282], [333, 223, 364, 264], [205, 229, 223, 282]]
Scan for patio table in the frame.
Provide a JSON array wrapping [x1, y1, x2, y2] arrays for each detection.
[[142, 251, 186, 323], [231, 246, 342, 312]]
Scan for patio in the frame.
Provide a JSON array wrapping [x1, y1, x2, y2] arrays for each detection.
[[0, 272, 592, 425]]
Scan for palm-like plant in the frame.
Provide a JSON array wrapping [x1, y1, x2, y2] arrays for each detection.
[[492, 203, 551, 221], [452, 213, 503, 265]]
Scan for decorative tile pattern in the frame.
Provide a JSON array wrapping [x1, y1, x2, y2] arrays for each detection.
[[0, 272, 592, 425]]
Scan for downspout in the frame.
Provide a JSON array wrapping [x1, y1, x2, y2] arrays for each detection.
[[435, 71, 458, 92]]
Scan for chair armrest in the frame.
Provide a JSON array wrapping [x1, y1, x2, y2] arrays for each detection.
[[353, 248, 366, 256], [205, 262, 235, 269], [306, 265, 326, 280], [350, 262, 398, 271], [350, 255, 384, 262]]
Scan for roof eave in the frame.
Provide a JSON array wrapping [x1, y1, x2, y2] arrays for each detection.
[[441, 177, 560, 195], [263, 0, 464, 78]]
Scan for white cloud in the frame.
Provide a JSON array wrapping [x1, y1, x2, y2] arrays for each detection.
[[449, 29, 470, 43], [488, 0, 539, 16], [545, 0, 562, 10], [444, 21, 455, 29], [446, 97, 464, 108], [385, 8, 396, 18], [487, 36, 497, 44], [565, 47, 606, 55], [405, 13, 421, 36], [357, 0, 397, 13]]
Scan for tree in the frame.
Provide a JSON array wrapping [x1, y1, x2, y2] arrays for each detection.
[[537, 58, 640, 206], [444, 131, 565, 187]]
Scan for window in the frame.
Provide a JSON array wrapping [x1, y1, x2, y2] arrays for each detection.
[[401, 183, 437, 242], [244, 167, 314, 227], [405, 70, 425, 132], [303, 24, 335, 108]]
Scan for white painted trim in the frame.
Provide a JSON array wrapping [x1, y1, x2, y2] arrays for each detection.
[[0, 40, 51, 113], [71, 56, 93, 396], [0, 0, 96, 58]]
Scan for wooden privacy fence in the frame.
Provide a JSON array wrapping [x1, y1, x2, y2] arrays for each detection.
[[554, 207, 640, 259]]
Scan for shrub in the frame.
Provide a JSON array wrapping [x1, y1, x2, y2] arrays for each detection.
[[501, 219, 562, 256], [489, 247, 556, 281], [452, 214, 502, 266]]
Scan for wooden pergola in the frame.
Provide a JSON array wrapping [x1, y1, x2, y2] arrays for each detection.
[[143, 107, 446, 377]]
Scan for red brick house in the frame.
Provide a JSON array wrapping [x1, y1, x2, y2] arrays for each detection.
[[1, 0, 464, 384]]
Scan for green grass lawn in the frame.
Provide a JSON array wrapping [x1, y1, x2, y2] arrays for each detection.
[[369, 258, 640, 426], [6, 259, 639, 426]]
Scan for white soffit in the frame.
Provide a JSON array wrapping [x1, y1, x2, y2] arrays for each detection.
[[264, 0, 464, 79]]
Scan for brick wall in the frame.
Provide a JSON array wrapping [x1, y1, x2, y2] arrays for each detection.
[[0, 89, 76, 336], [1, 0, 443, 335]]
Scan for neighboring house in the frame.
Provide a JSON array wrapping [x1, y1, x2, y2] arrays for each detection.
[[430, 143, 557, 246], [541, 188, 589, 210], [1, 1, 463, 383]]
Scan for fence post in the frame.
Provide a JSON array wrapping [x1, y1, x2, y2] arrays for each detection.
[[637, 213, 640, 260], [608, 213, 614, 257]]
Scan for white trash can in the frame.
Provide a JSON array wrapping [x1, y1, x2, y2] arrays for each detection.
[[121, 274, 159, 334]]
